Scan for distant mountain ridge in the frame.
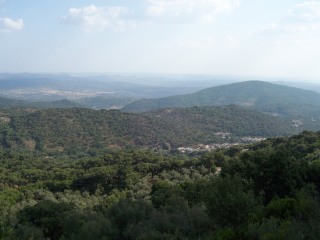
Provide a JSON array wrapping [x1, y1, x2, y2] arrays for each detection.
[[122, 81, 320, 114], [0, 73, 210, 102]]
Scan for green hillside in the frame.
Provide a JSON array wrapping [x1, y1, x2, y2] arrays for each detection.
[[0, 96, 82, 109], [145, 105, 298, 138], [122, 81, 320, 115], [76, 95, 136, 109], [0, 97, 30, 108], [0, 106, 298, 153]]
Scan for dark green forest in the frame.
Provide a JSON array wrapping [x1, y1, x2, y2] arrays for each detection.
[[0, 106, 301, 153], [2, 130, 320, 239]]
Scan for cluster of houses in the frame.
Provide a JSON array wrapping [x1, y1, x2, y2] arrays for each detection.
[[177, 133, 266, 154], [177, 143, 240, 154], [291, 119, 303, 128]]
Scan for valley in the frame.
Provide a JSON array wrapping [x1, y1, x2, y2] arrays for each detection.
[[3, 0, 320, 238], [2, 76, 320, 239], [2, 78, 320, 154]]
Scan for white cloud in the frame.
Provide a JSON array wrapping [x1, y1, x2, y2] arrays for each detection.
[[62, 4, 136, 31], [265, 22, 320, 34], [295, 1, 320, 20], [0, 17, 23, 31], [146, 0, 241, 23], [265, 1, 320, 34]]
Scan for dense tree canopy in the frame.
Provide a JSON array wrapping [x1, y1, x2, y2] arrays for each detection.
[[0, 106, 300, 154], [1, 131, 320, 239]]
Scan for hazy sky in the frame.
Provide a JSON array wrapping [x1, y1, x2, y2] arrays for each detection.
[[1, 0, 320, 81]]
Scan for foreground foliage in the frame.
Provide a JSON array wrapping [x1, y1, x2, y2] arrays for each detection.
[[1, 131, 320, 239]]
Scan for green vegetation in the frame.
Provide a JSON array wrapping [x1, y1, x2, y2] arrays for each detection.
[[2, 89, 320, 239], [1, 131, 320, 239], [0, 106, 298, 153], [0, 97, 30, 108], [75, 95, 137, 109], [0, 97, 81, 109], [122, 81, 320, 118]]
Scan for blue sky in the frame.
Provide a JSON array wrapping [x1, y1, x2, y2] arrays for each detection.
[[1, 0, 320, 82]]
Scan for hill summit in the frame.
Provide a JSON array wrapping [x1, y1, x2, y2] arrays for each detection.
[[122, 81, 320, 113]]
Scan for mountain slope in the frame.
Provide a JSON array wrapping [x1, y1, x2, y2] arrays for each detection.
[[0, 97, 30, 108], [0, 96, 82, 109], [75, 95, 136, 109], [122, 81, 320, 113], [0, 105, 297, 153]]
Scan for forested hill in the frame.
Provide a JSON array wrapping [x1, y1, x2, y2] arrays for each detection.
[[0, 96, 82, 109], [0, 106, 298, 153], [122, 81, 320, 114]]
